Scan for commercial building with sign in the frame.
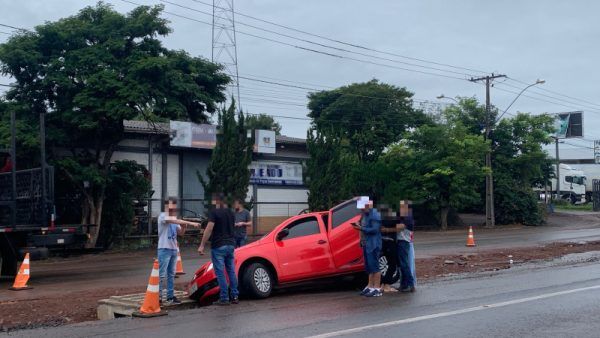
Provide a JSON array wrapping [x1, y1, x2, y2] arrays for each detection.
[[115, 120, 308, 234]]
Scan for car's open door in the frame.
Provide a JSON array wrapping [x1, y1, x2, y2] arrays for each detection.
[[327, 199, 362, 270]]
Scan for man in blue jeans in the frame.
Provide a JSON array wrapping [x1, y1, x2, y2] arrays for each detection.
[[352, 197, 383, 297], [397, 200, 416, 292], [158, 198, 201, 304], [198, 193, 239, 305]]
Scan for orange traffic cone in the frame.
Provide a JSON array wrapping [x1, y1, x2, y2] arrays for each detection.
[[466, 226, 476, 247], [133, 259, 167, 318], [9, 253, 32, 291], [175, 248, 185, 276]]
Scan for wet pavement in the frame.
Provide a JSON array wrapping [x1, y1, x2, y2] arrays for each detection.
[[6, 253, 600, 337]]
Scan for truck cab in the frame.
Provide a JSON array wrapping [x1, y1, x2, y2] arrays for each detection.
[[550, 163, 586, 204]]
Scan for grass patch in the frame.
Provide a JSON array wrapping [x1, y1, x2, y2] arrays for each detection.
[[554, 202, 594, 211]]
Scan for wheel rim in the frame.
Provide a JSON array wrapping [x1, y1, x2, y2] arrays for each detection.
[[253, 267, 271, 293], [379, 256, 388, 275]]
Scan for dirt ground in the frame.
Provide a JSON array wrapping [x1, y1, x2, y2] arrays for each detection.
[[3, 240, 600, 332]]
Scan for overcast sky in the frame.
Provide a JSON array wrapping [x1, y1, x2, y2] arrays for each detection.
[[1, 0, 599, 160]]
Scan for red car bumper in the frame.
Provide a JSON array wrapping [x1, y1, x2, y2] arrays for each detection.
[[187, 262, 220, 303]]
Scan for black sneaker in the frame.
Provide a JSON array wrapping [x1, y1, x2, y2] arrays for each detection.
[[167, 296, 182, 305], [231, 297, 239, 304], [213, 299, 230, 306]]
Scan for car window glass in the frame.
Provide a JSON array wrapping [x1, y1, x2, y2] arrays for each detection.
[[331, 201, 360, 229], [566, 176, 573, 183], [284, 217, 320, 240]]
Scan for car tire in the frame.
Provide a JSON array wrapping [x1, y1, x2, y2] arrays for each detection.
[[242, 262, 273, 299]]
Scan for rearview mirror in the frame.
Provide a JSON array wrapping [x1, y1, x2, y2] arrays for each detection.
[[277, 228, 290, 241]]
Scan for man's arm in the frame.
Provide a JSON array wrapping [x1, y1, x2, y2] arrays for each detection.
[[198, 221, 214, 255], [361, 214, 381, 235], [168, 218, 200, 227]]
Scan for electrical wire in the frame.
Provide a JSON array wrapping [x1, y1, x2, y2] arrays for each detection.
[[191, 0, 491, 75]]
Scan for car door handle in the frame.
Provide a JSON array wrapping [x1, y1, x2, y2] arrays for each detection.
[[317, 240, 327, 245]]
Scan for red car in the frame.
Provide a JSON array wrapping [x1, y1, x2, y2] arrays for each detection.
[[188, 199, 385, 302]]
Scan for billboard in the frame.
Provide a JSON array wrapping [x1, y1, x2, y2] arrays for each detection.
[[254, 129, 276, 154], [249, 161, 303, 186], [169, 121, 217, 149], [554, 111, 583, 139]]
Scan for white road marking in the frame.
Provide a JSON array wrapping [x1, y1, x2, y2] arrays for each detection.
[[307, 284, 600, 338]]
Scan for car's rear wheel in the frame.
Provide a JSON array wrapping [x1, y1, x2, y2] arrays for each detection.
[[242, 262, 273, 298]]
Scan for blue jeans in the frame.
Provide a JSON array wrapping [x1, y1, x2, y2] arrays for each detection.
[[158, 248, 178, 300], [235, 235, 247, 248], [211, 245, 239, 302], [397, 241, 414, 289]]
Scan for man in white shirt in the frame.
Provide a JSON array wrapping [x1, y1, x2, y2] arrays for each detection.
[[158, 197, 200, 304]]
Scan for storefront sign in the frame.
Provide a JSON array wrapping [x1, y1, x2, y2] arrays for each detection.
[[254, 129, 276, 154], [249, 161, 303, 185], [170, 121, 217, 149]]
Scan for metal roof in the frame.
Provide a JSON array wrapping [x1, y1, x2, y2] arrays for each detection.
[[123, 120, 306, 145]]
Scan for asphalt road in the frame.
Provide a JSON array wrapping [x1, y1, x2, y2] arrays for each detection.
[[2, 212, 600, 302], [6, 253, 600, 337]]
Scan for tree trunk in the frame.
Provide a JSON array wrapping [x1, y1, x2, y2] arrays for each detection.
[[440, 207, 449, 231]]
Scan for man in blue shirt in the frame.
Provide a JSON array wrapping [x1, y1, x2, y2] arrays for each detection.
[[352, 197, 383, 297]]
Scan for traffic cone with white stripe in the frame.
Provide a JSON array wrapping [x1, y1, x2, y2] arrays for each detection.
[[9, 253, 32, 291], [466, 226, 476, 247], [133, 259, 167, 317], [175, 247, 185, 276]]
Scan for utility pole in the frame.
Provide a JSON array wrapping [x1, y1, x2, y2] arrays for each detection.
[[555, 137, 560, 200], [469, 73, 506, 228]]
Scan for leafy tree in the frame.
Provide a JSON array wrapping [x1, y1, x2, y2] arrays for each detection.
[[100, 160, 152, 247], [304, 129, 355, 211], [492, 113, 555, 225], [0, 3, 229, 247], [385, 123, 488, 229], [200, 100, 253, 207], [245, 113, 282, 135], [308, 79, 428, 162]]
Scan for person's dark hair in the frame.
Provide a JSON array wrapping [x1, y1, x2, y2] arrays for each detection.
[[212, 192, 226, 203], [164, 197, 178, 205]]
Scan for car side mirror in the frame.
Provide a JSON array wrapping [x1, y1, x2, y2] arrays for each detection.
[[277, 228, 290, 241]]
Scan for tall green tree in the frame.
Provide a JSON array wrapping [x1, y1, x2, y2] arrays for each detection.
[[0, 3, 229, 246], [200, 100, 253, 207], [308, 79, 428, 162], [304, 129, 355, 211], [245, 113, 282, 135], [492, 113, 555, 225], [392, 123, 488, 229]]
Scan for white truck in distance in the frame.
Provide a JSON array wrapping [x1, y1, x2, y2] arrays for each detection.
[[549, 163, 586, 204], [568, 163, 600, 203]]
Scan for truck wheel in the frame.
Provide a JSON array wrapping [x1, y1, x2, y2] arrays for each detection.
[[242, 262, 273, 299]]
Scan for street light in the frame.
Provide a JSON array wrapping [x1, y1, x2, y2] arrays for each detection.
[[436, 94, 459, 103], [495, 79, 545, 122]]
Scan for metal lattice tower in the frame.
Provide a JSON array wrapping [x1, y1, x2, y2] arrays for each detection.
[[212, 0, 241, 108]]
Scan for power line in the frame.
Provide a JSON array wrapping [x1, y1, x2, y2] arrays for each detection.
[[120, 0, 471, 81], [0, 23, 29, 31], [162, 0, 479, 78], [508, 77, 600, 110], [191, 0, 491, 75]]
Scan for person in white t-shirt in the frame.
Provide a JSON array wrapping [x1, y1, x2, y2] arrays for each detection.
[[158, 197, 200, 304]]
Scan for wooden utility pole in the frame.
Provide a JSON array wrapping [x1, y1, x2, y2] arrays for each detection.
[[470, 74, 506, 228]]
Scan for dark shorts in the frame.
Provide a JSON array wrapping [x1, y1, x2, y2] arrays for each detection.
[[363, 247, 381, 274]]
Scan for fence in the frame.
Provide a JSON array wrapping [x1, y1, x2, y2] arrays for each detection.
[[131, 198, 308, 236]]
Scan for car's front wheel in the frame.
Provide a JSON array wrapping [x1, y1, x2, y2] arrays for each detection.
[[242, 262, 273, 298]]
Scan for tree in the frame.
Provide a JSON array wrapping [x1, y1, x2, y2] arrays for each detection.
[[0, 3, 229, 247], [492, 113, 555, 225], [200, 100, 253, 207], [385, 123, 488, 230], [245, 113, 282, 135], [304, 129, 355, 211], [308, 80, 428, 162]]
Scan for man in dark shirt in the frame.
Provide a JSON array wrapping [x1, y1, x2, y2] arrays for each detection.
[[198, 193, 238, 305], [233, 199, 252, 248]]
